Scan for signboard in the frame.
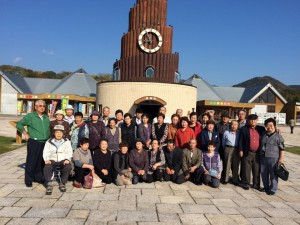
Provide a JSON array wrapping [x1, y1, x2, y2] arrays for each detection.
[[257, 113, 286, 125], [61, 97, 69, 115], [49, 100, 58, 118]]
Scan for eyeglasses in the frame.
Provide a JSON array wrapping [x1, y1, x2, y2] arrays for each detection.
[[37, 105, 45, 108]]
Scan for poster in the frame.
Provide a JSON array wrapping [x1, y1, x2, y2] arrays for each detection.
[[27, 101, 32, 113], [17, 101, 23, 115], [61, 97, 69, 114], [50, 100, 58, 118], [78, 103, 82, 112]]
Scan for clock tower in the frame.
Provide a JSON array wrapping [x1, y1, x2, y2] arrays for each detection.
[[113, 0, 180, 83]]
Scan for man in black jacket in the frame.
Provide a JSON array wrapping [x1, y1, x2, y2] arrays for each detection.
[[239, 114, 265, 190], [163, 140, 184, 184]]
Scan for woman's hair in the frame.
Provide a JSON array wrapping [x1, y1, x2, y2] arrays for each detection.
[[157, 113, 165, 120], [171, 114, 179, 119], [141, 113, 149, 119], [207, 140, 216, 147], [151, 139, 159, 144], [264, 118, 276, 127], [108, 118, 117, 124], [119, 142, 129, 149], [79, 137, 89, 145]]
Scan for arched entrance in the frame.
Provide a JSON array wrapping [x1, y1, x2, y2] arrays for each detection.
[[134, 96, 166, 121]]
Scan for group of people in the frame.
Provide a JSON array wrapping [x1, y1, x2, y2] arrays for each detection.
[[16, 100, 285, 196]]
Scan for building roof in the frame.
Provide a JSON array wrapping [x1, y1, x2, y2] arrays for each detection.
[[213, 86, 245, 102], [23, 77, 61, 94], [0, 71, 32, 93], [239, 83, 267, 103]]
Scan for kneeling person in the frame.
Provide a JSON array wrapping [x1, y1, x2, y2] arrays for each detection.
[[43, 125, 73, 195]]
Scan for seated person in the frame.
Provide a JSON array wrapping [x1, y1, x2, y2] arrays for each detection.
[[43, 125, 72, 195], [202, 141, 223, 188], [112, 142, 133, 186], [93, 139, 113, 184], [163, 140, 184, 184], [50, 109, 70, 139], [72, 137, 94, 188], [129, 138, 149, 184], [146, 139, 166, 183], [182, 138, 203, 185]]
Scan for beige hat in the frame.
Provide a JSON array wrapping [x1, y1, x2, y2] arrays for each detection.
[[54, 125, 64, 131], [55, 110, 64, 115]]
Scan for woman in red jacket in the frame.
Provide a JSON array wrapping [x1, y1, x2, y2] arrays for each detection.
[[189, 112, 202, 148], [175, 117, 195, 149]]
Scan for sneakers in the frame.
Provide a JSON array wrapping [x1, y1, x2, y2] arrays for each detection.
[[46, 185, 53, 195], [59, 183, 67, 192]]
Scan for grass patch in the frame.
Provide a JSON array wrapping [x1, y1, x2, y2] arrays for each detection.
[[286, 147, 300, 155], [0, 136, 25, 155]]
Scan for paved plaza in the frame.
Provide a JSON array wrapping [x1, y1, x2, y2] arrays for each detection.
[[0, 115, 299, 224]]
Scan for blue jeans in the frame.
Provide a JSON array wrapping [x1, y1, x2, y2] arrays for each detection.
[[260, 156, 278, 192]]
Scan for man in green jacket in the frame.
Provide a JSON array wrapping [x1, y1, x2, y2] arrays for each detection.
[[16, 100, 50, 187]]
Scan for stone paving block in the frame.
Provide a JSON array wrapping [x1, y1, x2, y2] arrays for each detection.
[[84, 221, 107, 225], [0, 218, 11, 224], [104, 188, 121, 194], [188, 190, 213, 199], [67, 209, 90, 219], [137, 195, 160, 204], [285, 202, 300, 213], [23, 208, 69, 218], [0, 173, 22, 179], [139, 223, 181, 225], [211, 199, 238, 208], [158, 213, 180, 222], [233, 199, 271, 208], [0, 179, 23, 184], [259, 194, 283, 202], [6, 218, 41, 225], [137, 203, 156, 212], [278, 194, 300, 202], [108, 222, 137, 225], [52, 200, 75, 208], [179, 213, 210, 225], [160, 195, 194, 204], [126, 183, 155, 189], [261, 207, 300, 218], [14, 198, 56, 208], [218, 186, 236, 192], [120, 188, 141, 196], [154, 182, 172, 189], [119, 195, 136, 202], [84, 193, 119, 201], [72, 200, 100, 210], [0, 206, 29, 217], [0, 189, 15, 197], [218, 207, 241, 215], [60, 192, 86, 201], [71, 187, 104, 193], [98, 200, 136, 211], [170, 183, 190, 191], [156, 203, 183, 213], [117, 210, 158, 222], [267, 218, 299, 225], [205, 214, 239, 225], [172, 190, 190, 196], [238, 207, 267, 218], [247, 218, 272, 225], [180, 203, 220, 214], [0, 197, 20, 207], [142, 189, 173, 196], [194, 198, 213, 205], [227, 215, 251, 225], [42, 191, 63, 199], [1, 184, 34, 190], [87, 210, 117, 222], [39, 218, 85, 225], [8, 190, 45, 198], [241, 193, 261, 200], [268, 201, 292, 209], [211, 191, 245, 200]]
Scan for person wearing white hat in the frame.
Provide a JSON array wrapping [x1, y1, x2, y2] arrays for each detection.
[[50, 110, 70, 139], [43, 124, 73, 195], [64, 105, 75, 125]]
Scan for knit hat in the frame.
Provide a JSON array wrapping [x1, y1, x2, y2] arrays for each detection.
[[90, 110, 101, 117], [248, 114, 258, 120], [55, 110, 64, 115]]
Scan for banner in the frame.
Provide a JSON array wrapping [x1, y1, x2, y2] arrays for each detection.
[[61, 98, 69, 115], [17, 101, 23, 115], [50, 100, 58, 118], [78, 103, 82, 112], [27, 101, 32, 113]]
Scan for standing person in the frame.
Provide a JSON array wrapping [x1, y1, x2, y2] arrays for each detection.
[[16, 100, 50, 187], [106, 118, 122, 155], [200, 120, 220, 152], [239, 114, 265, 190], [93, 139, 113, 184], [238, 109, 247, 128], [70, 112, 89, 151], [163, 140, 184, 184], [146, 139, 166, 183], [121, 113, 136, 150], [152, 113, 168, 147], [115, 109, 124, 127], [189, 112, 202, 148], [129, 139, 149, 184], [260, 118, 285, 195], [182, 139, 203, 185], [50, 110, 70, 139], [113, 142, 133, 186], [175, 117, 195, 149], [222, 120, 240, 185], [289, 118, 296, 134], [176, 109, 183, 118], [202, 141, 223, 188], [200, 113, 210, 129], [153, 106, 171, 124], [43, 125, 72, 195], [64, 105, 75, 125], [72, 138, 94, 188], [137, 114, 152, 149], [168, 114, 180, 141], [132, 108, 143, 127], [100, 106, 110, 127], [87, 111, 106, 156]]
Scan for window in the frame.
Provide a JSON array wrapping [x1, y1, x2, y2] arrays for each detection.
[[145, 66, 154, 78], [113, 68, 120, 81], [267, 105, 275, 112], [174, 71, 180, 83], [253, 88, 276, 103]]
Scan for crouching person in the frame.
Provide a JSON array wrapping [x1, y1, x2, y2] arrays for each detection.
[[146, 139, 166, 183], [129, 138, 149, 184], [202, 141, 222, 188], [43, 125, 72, 195], [73, 138, 94, 188], [113, 142, 133, 186], [182, 139, 204, 185]]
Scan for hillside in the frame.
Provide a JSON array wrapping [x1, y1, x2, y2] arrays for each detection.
[[233, 76, 300, 102]]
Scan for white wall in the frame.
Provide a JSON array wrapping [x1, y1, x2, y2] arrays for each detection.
[[251, 105, 267, 115], [1, 76, 18, 115]]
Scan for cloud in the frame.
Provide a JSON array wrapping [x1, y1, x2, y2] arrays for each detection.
[[42, 49, 55, 56], [12, 57, 23, 64]]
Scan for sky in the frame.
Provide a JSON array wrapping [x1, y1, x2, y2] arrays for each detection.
[[1, 0, 300, 86]]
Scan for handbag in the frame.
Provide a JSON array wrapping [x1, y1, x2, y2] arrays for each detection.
[[83, 172, 93, 189], [208, 156, 219, 178], [275, 161, 289, 181], [93, 173, 105, 188]]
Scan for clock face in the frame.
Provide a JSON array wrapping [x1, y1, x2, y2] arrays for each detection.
[[138, 28, 163, 53]]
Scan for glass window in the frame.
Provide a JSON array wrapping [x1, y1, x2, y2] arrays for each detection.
[[253, 88, 276, 103], [174, 71, 180, 83], [145, 66, 154, 78], [267, 105, 275, 112], [113, 68, 120, 81]]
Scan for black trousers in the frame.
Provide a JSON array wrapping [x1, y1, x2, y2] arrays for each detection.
[[74, 167, 90, 184], [203, 174, 220, 188], [96, 171, 112, 184], [164, 172, 185, 184], [43, 161, 71, 184], [25, 139, 45, 185], [146, 169, 164, 183], [241, 151, 260, 187], [132, 174, 147, 184], [189, 167, 204, 185]]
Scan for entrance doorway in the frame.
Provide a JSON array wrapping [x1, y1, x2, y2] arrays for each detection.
[[138, 101, 163, 122]]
